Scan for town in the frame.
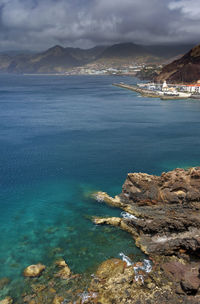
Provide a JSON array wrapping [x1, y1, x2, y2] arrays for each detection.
[[115, 80, 200, 100], [63, 62, 157, 76]]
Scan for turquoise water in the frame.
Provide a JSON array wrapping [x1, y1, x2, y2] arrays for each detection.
[[0, 74, 200, 298]]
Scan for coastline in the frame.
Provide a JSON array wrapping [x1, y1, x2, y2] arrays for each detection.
[[1, 167, 200, 304]]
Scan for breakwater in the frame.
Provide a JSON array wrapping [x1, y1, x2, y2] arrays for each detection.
[[113, 83, 190, 100]]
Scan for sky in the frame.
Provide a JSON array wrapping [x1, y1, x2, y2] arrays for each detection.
[[0, 0, 199, 51]]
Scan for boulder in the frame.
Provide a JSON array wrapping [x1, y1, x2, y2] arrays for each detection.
[[181, 266, 200, 294], [23, 264, 45, 277], [96, 258, 126, 279], [162, 261, 200, 295]]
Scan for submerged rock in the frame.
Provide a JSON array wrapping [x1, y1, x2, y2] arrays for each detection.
[[23, 264, 46, 277], [0, 278, 10, 290], [54, 259, 71, 279], [0, 297, 13, 304]]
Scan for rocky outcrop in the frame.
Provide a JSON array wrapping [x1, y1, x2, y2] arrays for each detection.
[[94, 167, 200, 256], [121, 167, 200, 204], [91, 167, 200, 303], [23, 264, 46, 278]]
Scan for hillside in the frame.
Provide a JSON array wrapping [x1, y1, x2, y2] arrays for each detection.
[[155, 44, 200, 83], [0, 43, 194, 74]]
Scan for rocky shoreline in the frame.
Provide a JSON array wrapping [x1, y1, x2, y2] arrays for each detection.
[[1, 167, 200, 303], [90, 167, 200, 303]]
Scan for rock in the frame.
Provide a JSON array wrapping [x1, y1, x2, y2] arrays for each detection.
[[93, 217, 121, 226], [90, 167, 200, 303], [147, 282, 155, 289], [121, 167, 200, 204], [92, 191, 123, 208], [96, 258, 126, 279], [93, 168, 200, 256], [23, 264, 45, 277], [53, 295, 64, 304], [161, 261, 187, 282], [54, 259, 71, 279], [0, 297, 13, 304], [162, 261, 200, 295], [181, 266, 200, 294], [55, 259, 68, 268]]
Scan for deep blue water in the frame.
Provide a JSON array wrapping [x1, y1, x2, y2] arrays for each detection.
[[0, 74, 200, 297]]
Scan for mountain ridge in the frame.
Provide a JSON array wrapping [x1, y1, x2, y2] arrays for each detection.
[[0, 42, 195, 74]]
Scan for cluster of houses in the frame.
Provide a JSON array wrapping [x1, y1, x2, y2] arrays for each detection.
[[138, 80, 200, 98]]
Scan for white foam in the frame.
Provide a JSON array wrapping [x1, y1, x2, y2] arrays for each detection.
[[134, 274, 144, 284], [133, 259, 152, 284], [143, 259, 152, 273], [119, 252, 133, 266], [79, 292, 97, 304], [121, 211, 137, 220], [94, 193, 104, 202]]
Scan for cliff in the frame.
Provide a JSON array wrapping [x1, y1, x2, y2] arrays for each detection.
[[156, 44, 200, 83]]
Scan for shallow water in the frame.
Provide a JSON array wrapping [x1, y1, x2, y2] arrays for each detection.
[[0, 74, 200, 298]]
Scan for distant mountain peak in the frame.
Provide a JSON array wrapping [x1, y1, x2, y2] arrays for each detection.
[[45, 45, 66, 55]]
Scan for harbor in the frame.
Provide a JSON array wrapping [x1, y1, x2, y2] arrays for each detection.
[[114, 81, 200, 100]]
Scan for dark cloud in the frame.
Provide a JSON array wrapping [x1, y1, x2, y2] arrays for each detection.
[[0, 0, 199, 51]]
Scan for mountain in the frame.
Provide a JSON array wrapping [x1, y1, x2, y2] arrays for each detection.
[[98, 43, 193, 60], [155, 44, 200, 83], [98, 43, 147, 59], [0, 43, 195, 74], [144, 44, 194, 59]]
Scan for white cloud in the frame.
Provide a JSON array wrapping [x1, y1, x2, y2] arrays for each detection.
[[169, 0, 200, 20]]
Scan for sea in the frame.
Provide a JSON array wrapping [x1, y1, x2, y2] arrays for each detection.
[[0, 74, 200, 299]]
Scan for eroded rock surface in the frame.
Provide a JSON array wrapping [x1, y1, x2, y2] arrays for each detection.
[[91, 167, 200, 303], [94, 167, 200, 257], [122, 167, 200, 204]]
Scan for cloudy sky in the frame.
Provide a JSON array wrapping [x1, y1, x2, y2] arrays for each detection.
[[0, 0, 199, 51]]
